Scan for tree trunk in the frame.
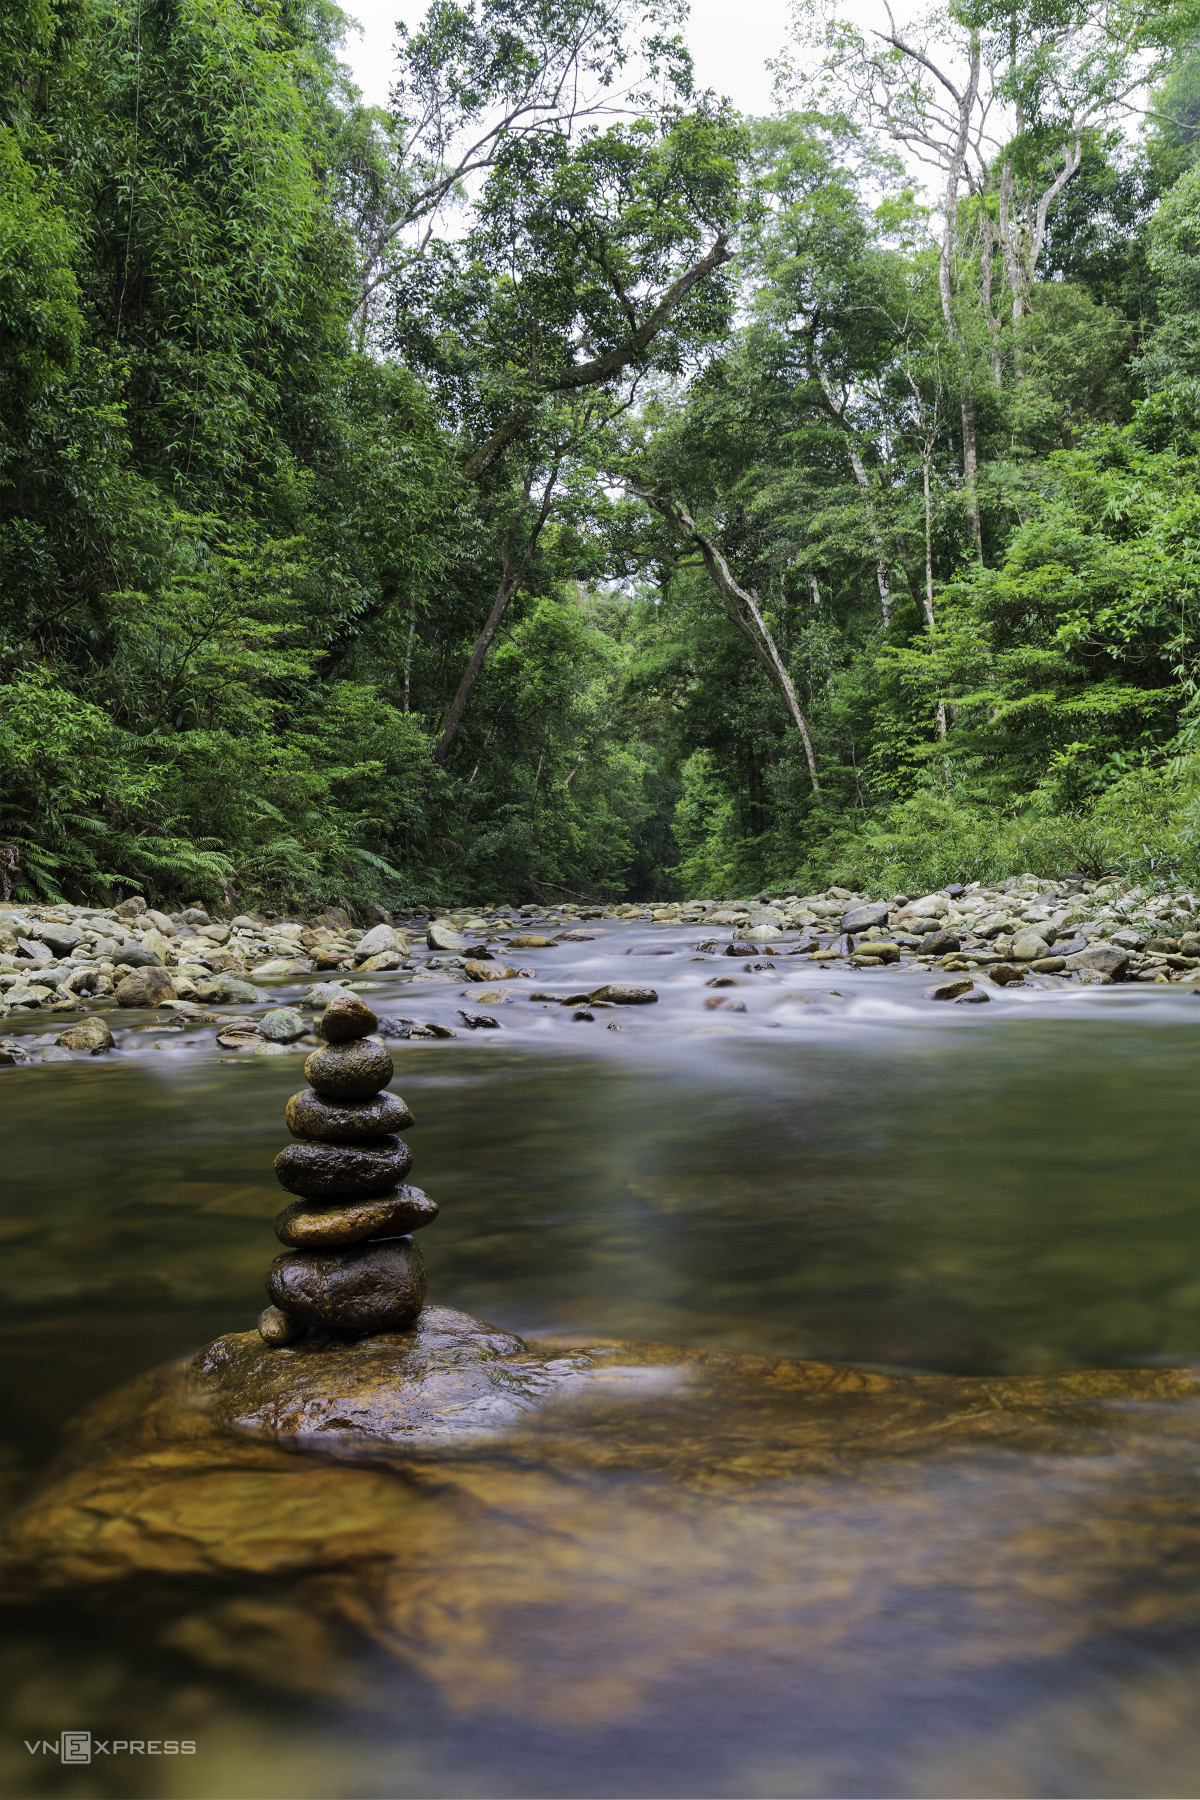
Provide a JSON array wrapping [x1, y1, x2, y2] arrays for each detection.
[[934, 32, 982, 557], [636, 490, 821, 792], [403, 598, 415, 713], [432, 465, 560, 766], [816, 368, 892, 625]]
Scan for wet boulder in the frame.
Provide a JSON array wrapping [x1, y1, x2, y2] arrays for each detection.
[[266, 1237, 427, 1332], [273, 1138, 413, 1199], [54, 1017, 115, 1054], [354, 924, 399, 962], [115, 968, 177, 1007], [840, 902, 890, 933], [285, 1088, 414, 1144]]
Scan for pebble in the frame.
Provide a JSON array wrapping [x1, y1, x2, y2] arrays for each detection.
[[319, 993, 378, 1042], [273, 1137, 413, 1198], [304, 1038, 394, 1100], [588, 984, 658, 1005], [266, 1237, 428, 1332], [285, 1087, 414, 1143], [195, 974, 261, 1004], [426, 921, 467, 952], [257, 1304, 302, 1346], [258, 1007, 307, 1042], [303, 981, 352, 1008], [274, 1186, 439, 1247], [463, 959, 516, 982]]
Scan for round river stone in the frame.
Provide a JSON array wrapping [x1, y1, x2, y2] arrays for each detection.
[[320, 992, 378, 1042], [273, 1137, 412, 1198], [285, 1087, 414, 1143], [266, 1237, 427, 1332], [304, 1038, 393, 1101], [274, 1184, 439, 1247], [257, 1304, 302, 1346]]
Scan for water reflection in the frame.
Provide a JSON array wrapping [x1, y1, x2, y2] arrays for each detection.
[[4, 929, 1200, 1796]]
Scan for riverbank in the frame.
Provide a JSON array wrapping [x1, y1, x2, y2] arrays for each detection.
[[3, 873, 1200, 1065]]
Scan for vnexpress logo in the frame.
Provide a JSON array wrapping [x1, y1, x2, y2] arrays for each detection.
[[25, 1733, 196, 1762]]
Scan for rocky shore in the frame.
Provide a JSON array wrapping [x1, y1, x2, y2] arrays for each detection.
[[1, 873, 1197, 1062]]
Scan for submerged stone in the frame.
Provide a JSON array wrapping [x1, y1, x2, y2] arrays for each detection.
[[5, 1317, 1200, 1742], [55, 1017, 114, 1054]]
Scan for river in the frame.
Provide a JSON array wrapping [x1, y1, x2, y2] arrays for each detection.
[[4, 919, 1200, 1796]]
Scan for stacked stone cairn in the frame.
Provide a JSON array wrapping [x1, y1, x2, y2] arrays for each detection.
[[258, 993, 435, 1346]]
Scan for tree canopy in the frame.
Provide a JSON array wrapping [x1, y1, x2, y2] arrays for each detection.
[[7, 0, 1200, 909]]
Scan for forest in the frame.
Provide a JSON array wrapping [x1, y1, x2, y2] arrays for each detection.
[[7, 0, 1200, 911]]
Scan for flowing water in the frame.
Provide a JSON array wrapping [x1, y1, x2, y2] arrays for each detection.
[[5, 921, 1200, 1796]]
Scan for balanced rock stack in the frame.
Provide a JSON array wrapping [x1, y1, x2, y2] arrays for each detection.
[[258, 993, 435, 1346]]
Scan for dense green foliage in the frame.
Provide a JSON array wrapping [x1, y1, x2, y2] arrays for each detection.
[[9, 0, 1200, 907]]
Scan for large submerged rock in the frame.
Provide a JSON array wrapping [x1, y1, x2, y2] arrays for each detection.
[[4, 1313, 1200, 1728]]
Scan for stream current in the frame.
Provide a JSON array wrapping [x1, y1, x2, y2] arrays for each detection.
[[4, 917, 1200, 1796]]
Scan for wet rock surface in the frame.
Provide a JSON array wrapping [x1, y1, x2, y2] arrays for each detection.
[[285, 1088, 415, 1143], [8, 875, 1200, 1073], [274, 1184, 438, 1247], [266, 1237, 428, 1332], [4, 1310, 1200, 1744], [304, 1039, 394, 1101], [273, 1137, 412, 1198]]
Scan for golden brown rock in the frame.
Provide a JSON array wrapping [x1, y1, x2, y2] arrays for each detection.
[[304, 1038, 393, 1101], [285, 1088, 414, 1143], [266, 1238, 426, 1331], [274, 1185, 438, 1247], [5, 1317, 1200, 1740], [319, 993, 378, 1042], [273, 1138, 411, 1198]]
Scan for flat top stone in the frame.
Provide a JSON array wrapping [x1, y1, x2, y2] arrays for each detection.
[[841, 902, 890, 932]]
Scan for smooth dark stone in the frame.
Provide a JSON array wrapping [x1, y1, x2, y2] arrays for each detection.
[[274, 1185, 439, 1247], [921, 930, 961, 955], [304, 1038, 393, 1101], [285, 1088, 414, 1143], [266, 1238, 427, 1332], [320, 993, 378, 1042], [273, 1137, 412, 1198]]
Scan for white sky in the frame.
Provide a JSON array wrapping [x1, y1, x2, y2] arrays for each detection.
[[338, 0, 796, 115]]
